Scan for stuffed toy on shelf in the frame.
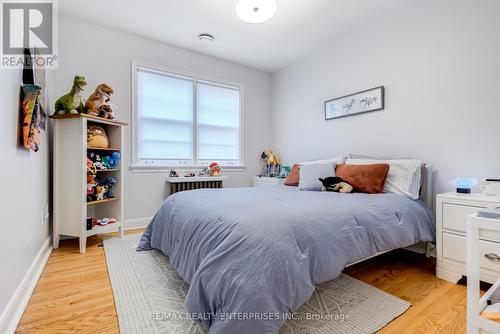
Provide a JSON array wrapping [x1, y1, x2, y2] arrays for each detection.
[[103, 177, 117, 198], [54, 75, 87, 115], [85, 83, 114, 118], [87, 124, 109, 148]]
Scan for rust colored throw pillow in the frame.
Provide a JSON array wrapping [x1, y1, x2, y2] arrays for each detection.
[[336, 163, 390, 194], [284, 164, 300, 186]]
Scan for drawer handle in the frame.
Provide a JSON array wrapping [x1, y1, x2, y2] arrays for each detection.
[[484, 253, 500, 262]]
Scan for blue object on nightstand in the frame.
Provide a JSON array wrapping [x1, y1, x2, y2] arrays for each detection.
[[450, 177, 477, 194]]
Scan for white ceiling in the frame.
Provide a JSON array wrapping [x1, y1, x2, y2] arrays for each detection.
[[59, 0, 413, 73]]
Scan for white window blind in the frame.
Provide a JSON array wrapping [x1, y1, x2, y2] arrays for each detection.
[[134, 63, 243, 168], [137, 69, 193, 163], [197, 82, 240, 163]]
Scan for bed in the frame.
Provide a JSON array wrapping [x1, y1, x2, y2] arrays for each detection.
[[138, 184, 435, 334]]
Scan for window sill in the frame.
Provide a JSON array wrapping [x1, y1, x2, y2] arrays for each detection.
[[129, 165, 246, 173]]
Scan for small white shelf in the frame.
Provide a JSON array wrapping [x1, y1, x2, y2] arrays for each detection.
[[51, 114, 127, 253]]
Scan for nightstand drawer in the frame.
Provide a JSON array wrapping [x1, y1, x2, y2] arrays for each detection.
[[443, 232, 500, 273], [442, 203, 483, 233]]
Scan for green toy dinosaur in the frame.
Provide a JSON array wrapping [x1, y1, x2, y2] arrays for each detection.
[[54, 75, 87, 115]]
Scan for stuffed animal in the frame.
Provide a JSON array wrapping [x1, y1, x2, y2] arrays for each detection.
[[54, 75, 87, 115], [86, 158, 96, 175], [208, 162, 221, 176], [319, 177, 353, 193], [103, 177, 117, 198], [86, 175, 98, 201], [89, 152, 106, 169], [87, 124, 109, 148], [99, 104, 114, 119], [95, 185, 106, 201], [107, 152, 120, 169], [85, 83, 114, 117]]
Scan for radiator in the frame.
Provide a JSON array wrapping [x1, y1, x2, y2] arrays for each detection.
[[168, 179, 224, 195]]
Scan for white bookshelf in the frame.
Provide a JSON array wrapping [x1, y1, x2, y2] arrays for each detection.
[[51, 114, 128, 253]]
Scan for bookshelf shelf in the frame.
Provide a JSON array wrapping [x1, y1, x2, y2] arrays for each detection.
[[87, 197, 119, 206]]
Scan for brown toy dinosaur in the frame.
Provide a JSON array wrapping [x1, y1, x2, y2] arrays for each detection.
[[85, 83, 114, 118]]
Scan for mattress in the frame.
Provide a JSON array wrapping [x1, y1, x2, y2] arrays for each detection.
[[138, 186, 435, 333]]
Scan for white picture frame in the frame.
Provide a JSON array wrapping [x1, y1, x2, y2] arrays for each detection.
[[325, 86, 384, 120]]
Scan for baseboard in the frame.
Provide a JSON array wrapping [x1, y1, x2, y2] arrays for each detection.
[[0, 236, 52, 334], [123, 217, 152, 231]]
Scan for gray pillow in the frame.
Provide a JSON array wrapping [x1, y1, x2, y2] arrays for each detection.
[[298, 162, 336, 191]]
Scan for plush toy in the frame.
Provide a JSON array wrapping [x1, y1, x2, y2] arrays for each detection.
[[266, 149, 280, 165], [99, 104, 114, 119], [208, 162, 221, 176], [85, 83, 114, 117], [319, 177, 353, 193], [98, 217, 117, 226], [86, 158, 96, 175], [86, 175, 98, 201], [89, 152, 106, 169], [103, 177, 117, 198], [107, 152, 120, 169], [54, 75, 87, 115], [95, 185, 106, 201], [87, 124, 109, 148]]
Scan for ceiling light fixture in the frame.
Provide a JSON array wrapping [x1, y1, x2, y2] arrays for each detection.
[[235, 0, 277, 24], [198, 33, 215, 43]]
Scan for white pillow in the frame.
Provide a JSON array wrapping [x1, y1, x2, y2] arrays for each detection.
[[346, 158, 423, 199], [300, 155, 346, 166], [298, 162, 336, 191]]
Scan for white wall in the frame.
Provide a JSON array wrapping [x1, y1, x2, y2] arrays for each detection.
[[55, 16, 273, 221], [272, 0, 500, 198], [0, 70, 52, 324]]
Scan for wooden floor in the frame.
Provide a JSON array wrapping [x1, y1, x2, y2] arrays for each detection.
[[17, 231, 471, 334]]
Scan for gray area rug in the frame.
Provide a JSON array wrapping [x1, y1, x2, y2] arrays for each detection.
[[104, 234, 410, 334]]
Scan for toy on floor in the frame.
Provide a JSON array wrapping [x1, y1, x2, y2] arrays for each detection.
[[54, 75, 87, 115], [85, 83, 114, 117], [319, 177, 353, 193]]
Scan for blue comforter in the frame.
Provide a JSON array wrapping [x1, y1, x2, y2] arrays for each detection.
[[138, 186, 435, 333]]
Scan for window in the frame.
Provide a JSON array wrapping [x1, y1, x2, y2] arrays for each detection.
[[132, 62, 243, 169]]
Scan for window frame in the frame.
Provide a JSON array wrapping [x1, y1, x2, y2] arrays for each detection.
[[131, 60, 245, 171]]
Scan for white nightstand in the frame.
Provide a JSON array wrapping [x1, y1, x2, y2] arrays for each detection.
[[436, 192, 500, 284], [253, 176, 286, 187]]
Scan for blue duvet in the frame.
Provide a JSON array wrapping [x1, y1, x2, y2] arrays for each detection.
[[138, 186, 435, 333]]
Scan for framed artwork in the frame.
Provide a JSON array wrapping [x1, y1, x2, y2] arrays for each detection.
[[324, 86, 384, 120], [279, 166, 291, 178]]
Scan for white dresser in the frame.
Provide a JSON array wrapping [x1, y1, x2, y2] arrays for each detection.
[[253, 176, 286, 187], [437, 192, 500, 284]]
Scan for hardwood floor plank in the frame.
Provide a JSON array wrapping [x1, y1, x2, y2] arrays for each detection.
[[17, 232, 469, 333]]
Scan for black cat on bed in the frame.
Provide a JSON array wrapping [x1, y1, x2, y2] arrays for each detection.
[[319, 177, 354, 193]]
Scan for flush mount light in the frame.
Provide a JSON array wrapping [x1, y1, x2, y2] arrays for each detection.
[[235, 0, 277, 23], [198, 33, 215, 43]]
